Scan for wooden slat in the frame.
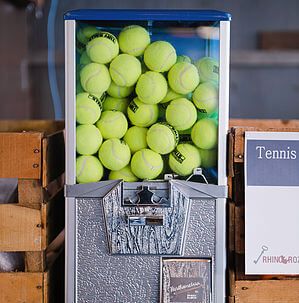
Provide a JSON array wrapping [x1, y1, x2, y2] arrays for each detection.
[[42, 189, 65, 250], [0, 272, 44, 303], [0, 132, 42, 179], [235, 206, 245, 254], [235, 280, 299, 303], [228, 296, 235, 303], [0, 120, 64, 135], [228, 202, 235, 253], [0, 204, 42, 251], [25, 251, 45, 272], [228, 131, 235, 177], [18, 179, 43, 209], [42, 131, 65, 187], [43, 271, 49, 303], [230, 119, 299, 129]]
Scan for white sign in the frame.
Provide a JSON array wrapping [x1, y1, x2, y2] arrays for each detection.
[[245, 131, 299, 274]]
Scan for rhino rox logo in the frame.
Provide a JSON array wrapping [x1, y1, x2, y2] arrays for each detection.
[[254, 245, 299, 264]]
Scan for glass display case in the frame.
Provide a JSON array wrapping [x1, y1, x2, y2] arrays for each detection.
[[65, 9, 231, 303]]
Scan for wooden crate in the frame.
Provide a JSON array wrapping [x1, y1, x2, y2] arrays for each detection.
[[0, 232, 64, 303], [228, 119, 299, 303], [0, 120, 65, 303]]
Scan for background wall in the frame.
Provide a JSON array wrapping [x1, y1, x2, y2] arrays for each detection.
[[1, 0, 299, 119]]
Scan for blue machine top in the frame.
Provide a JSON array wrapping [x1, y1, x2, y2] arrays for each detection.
[[64, 9, 231, 21]]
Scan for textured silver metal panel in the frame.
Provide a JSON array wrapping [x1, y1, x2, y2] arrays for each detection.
[[76, 185, 216, 302], [103, 184, 190, 255], [184, 199, 216, 257], [76, 197, 160, 303]]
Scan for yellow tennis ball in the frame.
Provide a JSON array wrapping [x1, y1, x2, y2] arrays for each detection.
[[135, 71, 168, 104], [127, 97, 159, 127], [118, 25, 150, 56], [77, 26, 99, 45], [192, 82, 218, 114], [166, 98, 197, 131], [168, 62, 200, 94], [177, 55, 192, 63], [195, 57, 219, 83], [160, 87, 185, 104], [76, 92, 103, 124], [146, 122, 179, 155], [107, 81, 134, 98], [86, 32, 119, 64], [76, 155, 103, 183], [131, 149, 163, 180], [124, 126, 148, 153], [191, 119, 218, 149], [198, 148, 217, 168], [98, 138, 131, 170], [109, 165, 138, 182], [80, 63, 111, 94], [144, 41, 177, 72], [169, 143, 201, 176], [76, 125, 103, 155], [109, 54, 141, 87], [102, 96, 129, 114], [96, 110, 128, 139]]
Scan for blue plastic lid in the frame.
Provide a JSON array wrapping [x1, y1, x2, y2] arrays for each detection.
[[64, 9, 231, 22]]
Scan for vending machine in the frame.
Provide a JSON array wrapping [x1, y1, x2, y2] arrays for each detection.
[[65, 9, 231, 303]]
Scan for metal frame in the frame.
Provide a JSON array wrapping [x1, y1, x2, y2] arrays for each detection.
[[65, 19, 76, 303], [215, 20, 230, 303], [65, 13, 231, 303]]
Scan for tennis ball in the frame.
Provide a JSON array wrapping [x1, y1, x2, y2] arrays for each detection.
[[118, 25, 150, 56], [86, 32, 119, 64], [109, 54, 141, 87], [102, 96, 129, 114], [160, 87, 185, 104], [144, 41, 177, 72], [76, 92, 103, 124], [192, 82, 218, 114], [166, 98, 197, 131], [147, 123, 179, 155], [135, 71, 168, 104], [198, 148, 217, 168], [177, 55, 192, 63], [107, 81, 134, 98], [191, 119, 218, 149], [96, 110, 128, 139], [131, 149, 163, 180], [168, 62, 200, 94], [169, 144, 201, 176], [109, 165, 138, 182], [77, 26, 99, 45], [76, 155, 103, 183], [127, 97, 159, 127], [80, 63, 111, 94], [124, 126, 148, 153], [98, 138, 131, 170], [76, 125, 103, 155], [195, 57, 219, 83]]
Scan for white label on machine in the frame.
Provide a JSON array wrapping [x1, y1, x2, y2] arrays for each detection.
[[245, 131, 299, 274]]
